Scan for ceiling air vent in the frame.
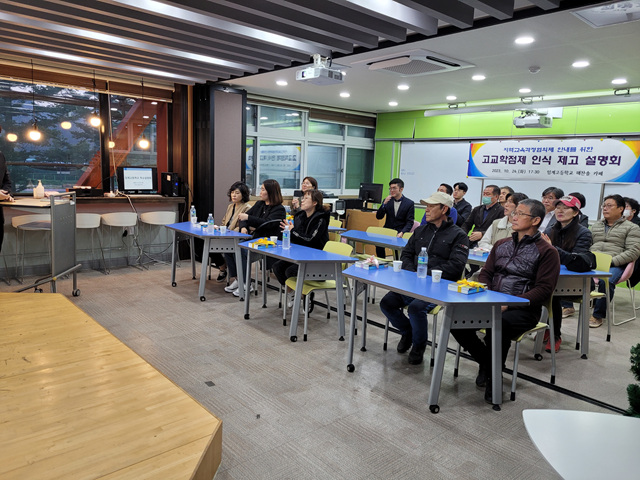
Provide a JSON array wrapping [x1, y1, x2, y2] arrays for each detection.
[[353, 49, 474, 77]]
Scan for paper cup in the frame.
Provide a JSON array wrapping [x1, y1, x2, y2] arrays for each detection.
[[270, 236, 278, 243], [432, 269, 443, 282], [220, 225, 227, 234], [393, 260, 402, 272]]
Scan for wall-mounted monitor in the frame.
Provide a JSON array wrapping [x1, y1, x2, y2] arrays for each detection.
[[116, 166, 158, 194], [358, 182, 383, 205]]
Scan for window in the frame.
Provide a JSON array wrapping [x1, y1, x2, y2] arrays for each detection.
[[309, 120, 344, 136], [308, 144, 342, 190], [109, 94, 158, 168], [345, 148, 374, 189], [258, 139, 301, 189], [245, 137, 256, 194], [259, 106, 302, 131], [347, 125, 375, 139]]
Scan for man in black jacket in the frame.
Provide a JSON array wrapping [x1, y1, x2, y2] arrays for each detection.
[[380, 191, 469, 365], [452, 182, 472, 226], [375, 177, 414, 258], [462, 184, 504, 248]]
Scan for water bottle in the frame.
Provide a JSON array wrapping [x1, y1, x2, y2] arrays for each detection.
[[190, 205, 197, 224], [282, 225, 291, 249], [207, 213, 214, 233], [417, 247, 428, 278]]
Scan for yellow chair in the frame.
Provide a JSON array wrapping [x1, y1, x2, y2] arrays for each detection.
[[453, 305, 555, 401], [575, 252, 612, 343], [329, 218, 343, 242], [283, 240, 353, 341]]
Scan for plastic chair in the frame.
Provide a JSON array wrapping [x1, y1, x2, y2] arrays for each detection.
[[76, 213, 106, 273], [329, 218, 343, 242], [139, 211, 177, 267], [612, 262, 636, 325], [454, 306, 555, 401], [356, 226, 398, 303], [11, 213, 51, 282], [100, 212, 139, 272], [573, 251, 610, 345], [283, 240, 353, 341]]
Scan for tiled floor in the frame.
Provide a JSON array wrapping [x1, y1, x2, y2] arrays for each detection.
[[3, 264, 638, 479]]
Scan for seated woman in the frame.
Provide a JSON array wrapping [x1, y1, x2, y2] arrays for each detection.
[[477, 192, 528, 251], [540, 195, 593, 352], [212, 181, 251, 283], [290, 176, 318, 215], [224, 179, 286, 296], [272, 189, 330, 308]]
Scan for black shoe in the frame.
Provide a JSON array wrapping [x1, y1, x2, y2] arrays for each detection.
[[216, 270, 227, 282], [475, 365, 487, 388], [408, 344, 426, 365], [484, 377, 493, 404], [307, 292, 315, 313], [397, 333, 413, 353]]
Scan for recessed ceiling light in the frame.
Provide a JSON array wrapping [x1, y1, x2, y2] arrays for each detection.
[[519, 88, 531, 94], [397, 84, 409, 91], [388, 101, 398, 107], [472, 74, 486, 81], [276, 80, 288, 86], [572, 60, 590, 68], [340, 92, 350, 98], [515, 36, 534, 45], [612, 78, 627, 85], [446, 95, 457, 101]]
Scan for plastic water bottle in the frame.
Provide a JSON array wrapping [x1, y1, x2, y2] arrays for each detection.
[[417, 247, 428, 278], [190, 205, 197, 224], [207, 213, 214, 233], [282, 225, 291, 249]]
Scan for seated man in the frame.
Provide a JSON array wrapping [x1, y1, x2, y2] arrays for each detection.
[[420, 183, 457, 225], [540, 186, 564, 231], [498, 186, 514, 206], [380, 191, 469, 365], [589, 194, 640, 328], [462, 184, 504, 248], [452, 182, 472, 226], [452, 199, 560, 403], [375, 177, 414, 258]]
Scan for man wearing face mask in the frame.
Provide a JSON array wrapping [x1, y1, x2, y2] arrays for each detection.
[[461, 185, 504, 248]]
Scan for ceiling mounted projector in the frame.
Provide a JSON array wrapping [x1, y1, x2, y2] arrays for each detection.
[[514, 109, 552, 128], [296, 54, 344, 86]]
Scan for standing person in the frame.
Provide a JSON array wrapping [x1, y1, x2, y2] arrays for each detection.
[[0, 128, 15, 253], [290, 176, 318, 215], [540, 195, 593, 352], [462, 184, 504, 248], [452, 199, 560, 403], [379, 192, 469, 365], [589, 194, 640, 327], [375, 178, 414, 258], [498, 186, 514, 206], [623, 197, 640, 227], [272, 190, 329, 307], [217, 181, 252, 283], [452, 182, 472, 226], [540, 186, 564, 231], [477, 192, 528, 251], [225, 179, 286, 296]]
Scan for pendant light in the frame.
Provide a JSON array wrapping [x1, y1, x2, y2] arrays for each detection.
[[89, 70, 101, 127], [138, 78, 150, 149], [28, 60, 42, 142]]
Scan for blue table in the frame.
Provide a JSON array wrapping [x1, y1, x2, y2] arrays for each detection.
[[166, 222, 250, 301], [467, 253, 611, 358], [340, 230, 407, 259], [239, 240, 356, 342], [328, 226, 346, 233], [342, 264, 529, 412]]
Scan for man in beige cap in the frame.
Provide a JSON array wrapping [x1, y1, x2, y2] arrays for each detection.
[[379, 191, 469, 365]]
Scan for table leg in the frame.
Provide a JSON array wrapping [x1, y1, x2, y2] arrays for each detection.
[[244, 250, 252, 319], [360, 286, 368, 352], [490, 306, 503, 410], [235, 242, 245, 301], [335, 264, 345, 341], [170, 230, 177, 287], [347, 279, 359, 372], [190, 237, 196, 279], [428, 308, 452, 414], [288, 263, 307, 342], [262, 258, 267, 308], [197, 238, 211, 301]]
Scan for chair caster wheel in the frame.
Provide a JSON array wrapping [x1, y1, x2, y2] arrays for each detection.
[[290, 335, 297, 342], [172, 282, 177, 287], [303, 334, 307, 341], [72, 289, 80, 297], [347, 364, 355, 372], [534, 353, 543, 361], [360, 347, 366, 352], [244, 314, 250, 319], [429, 405, 440, 414], [200, 296, 206, 301]]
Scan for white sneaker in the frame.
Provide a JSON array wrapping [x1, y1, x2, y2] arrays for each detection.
[[286, 291, 295, 308], [233, 283, 254, 297], [224, 279, 238, 293]]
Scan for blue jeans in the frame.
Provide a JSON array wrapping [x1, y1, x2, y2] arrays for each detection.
[[379, 291, 435, 348], [593, 266, 624, 319]]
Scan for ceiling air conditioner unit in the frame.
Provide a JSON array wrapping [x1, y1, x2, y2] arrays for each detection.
[[351, 49, 474, 77]]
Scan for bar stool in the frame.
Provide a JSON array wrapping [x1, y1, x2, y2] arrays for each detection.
[[11, 213, 52, 282], [100, 212, 139, 272], [139, 211, 177, 266], [76, 213, 106, 273]]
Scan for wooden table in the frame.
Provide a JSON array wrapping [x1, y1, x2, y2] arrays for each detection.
[[0, 293, 221, 479]]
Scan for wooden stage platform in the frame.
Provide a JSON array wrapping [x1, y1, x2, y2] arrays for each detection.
[[0, 293, 222, 480]]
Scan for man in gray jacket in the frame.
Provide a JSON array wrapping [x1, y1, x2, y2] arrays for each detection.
[[590, 194, 640, 328]]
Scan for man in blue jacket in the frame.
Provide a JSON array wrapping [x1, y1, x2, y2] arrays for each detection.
[[375, 178, 414, 258]]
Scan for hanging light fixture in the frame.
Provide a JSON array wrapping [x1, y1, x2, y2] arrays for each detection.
[[89, 70, 101, 127], [6, 133, 18, 142], [138, 78, 150, 149], [28, 60, 42, 142]]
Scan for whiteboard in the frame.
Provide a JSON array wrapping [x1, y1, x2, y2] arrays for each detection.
[[397, 141, 638, 221]]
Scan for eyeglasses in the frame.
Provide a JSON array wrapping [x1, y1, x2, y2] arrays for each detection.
[[510, 211, 534, 218], [602, 203, 618, 210]]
